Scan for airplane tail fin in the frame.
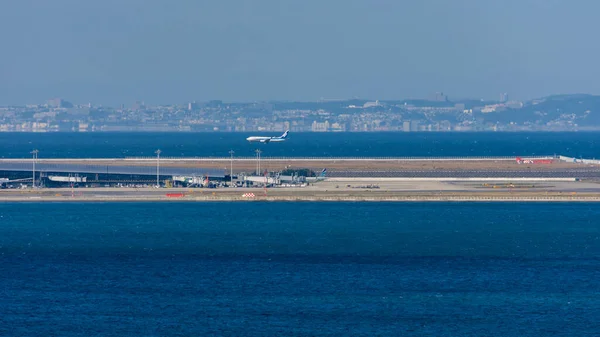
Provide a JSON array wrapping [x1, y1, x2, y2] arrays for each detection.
[[280, 130, 289, 138], [320, 168, 327, 177]]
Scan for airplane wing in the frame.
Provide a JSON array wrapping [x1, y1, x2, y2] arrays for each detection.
[[262, 139, 271, 143]]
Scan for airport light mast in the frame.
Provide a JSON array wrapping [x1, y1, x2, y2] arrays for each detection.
[[155, 149, 161, 188], [255, 149, 262, 175], [30, 149, 39, 188], [229, 150, 235, 186]]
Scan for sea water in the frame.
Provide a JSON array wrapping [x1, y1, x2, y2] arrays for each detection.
[[1, 131, 599, 158], [1, 202, 599, 336]]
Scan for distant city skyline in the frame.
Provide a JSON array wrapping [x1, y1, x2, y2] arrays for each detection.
[[1, 0, 600, 106], [2, 93, 598, 133]]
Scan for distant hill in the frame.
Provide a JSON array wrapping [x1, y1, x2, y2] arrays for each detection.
[[480, 94, 600, 126]]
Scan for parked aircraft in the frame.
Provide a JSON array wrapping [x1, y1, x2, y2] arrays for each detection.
[[306, 168, 327, 182], [246, 130, 289, 143]]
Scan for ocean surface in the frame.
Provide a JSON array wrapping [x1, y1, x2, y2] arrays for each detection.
[[1, 202, 599, 336], [1, 131, 599, 158]]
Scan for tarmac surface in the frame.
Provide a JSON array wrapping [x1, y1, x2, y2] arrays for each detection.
[[8, 158, 592, 171], [3, 178, 600, 202], [2, 157, 600, 178]]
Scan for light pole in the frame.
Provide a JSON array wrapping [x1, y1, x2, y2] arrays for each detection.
[[229, 150, 234, 186], [255, 149, 262, 175], [30, 149, 39, 188], [155, 149, 161, 188]]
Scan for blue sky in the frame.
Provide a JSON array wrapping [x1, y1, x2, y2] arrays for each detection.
[[1, 0, 599, 105]]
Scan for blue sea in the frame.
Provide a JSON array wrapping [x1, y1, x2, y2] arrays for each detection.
[[1, 202, 599, 336], [1, 131, 600, 158]]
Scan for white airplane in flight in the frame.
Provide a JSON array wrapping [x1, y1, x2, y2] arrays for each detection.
[[246, 130, 289, 143]]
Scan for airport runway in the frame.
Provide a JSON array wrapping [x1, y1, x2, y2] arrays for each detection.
[[0, 157, 593, 171], [2, 157, 600, 178]]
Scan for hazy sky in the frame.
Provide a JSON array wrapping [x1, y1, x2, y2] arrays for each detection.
[[1, 0, 599, 105]]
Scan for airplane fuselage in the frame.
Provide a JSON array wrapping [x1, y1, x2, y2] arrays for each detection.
[[246, 136, 286, 143], [246, 130, 289, 143]]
